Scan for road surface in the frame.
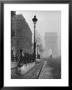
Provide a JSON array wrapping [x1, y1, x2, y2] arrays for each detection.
[[11, 58, 61, 79], [11, 60, 44, 79]]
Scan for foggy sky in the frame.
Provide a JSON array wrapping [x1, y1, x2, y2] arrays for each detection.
[[16, 11, 61, 57]]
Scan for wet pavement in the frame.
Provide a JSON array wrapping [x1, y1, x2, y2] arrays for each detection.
[[11, 60, 44, 79], [11, 58, 61, 79]]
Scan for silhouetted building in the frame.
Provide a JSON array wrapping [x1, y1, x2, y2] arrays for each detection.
[[44, 32, 58, 57], [11, 14, 32, 54]]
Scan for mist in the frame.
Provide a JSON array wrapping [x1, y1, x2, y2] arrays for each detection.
[[16, 11, 61, 58]]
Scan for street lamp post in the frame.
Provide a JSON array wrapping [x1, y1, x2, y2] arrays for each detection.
[[37, 44, 39, 58], [32, 15, 38, 62]]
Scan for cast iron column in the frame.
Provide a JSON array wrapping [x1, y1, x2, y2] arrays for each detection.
[[32, 15, 38, 62]]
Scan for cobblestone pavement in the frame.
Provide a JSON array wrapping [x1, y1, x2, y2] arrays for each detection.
[[39, 61, 53, 79], [11, 58, 61, 79], [11, 61, 44, 79]]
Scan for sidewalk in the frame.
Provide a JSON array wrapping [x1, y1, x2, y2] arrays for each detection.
[[17, 62, 35, 75], [11, 59, 41, 77], [17, 59, 41, 75]]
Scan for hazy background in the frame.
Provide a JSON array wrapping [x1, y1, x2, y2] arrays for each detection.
[[16, 11, 61, 58]]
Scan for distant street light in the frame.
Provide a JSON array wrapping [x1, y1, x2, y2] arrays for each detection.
[[32, 15, 38, 61]]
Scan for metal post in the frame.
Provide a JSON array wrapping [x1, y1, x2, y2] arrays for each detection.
[[34, 23, 36, 61], [32, 15, 38, 62], [37, 45, 38, 58]]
